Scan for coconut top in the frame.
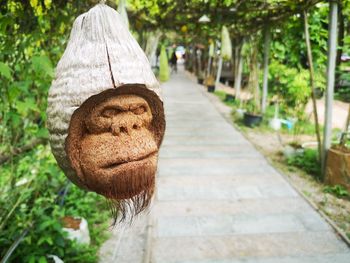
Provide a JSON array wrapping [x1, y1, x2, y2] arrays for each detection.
[[47, 3, 162, 188]]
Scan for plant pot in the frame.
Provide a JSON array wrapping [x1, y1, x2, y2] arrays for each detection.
[[282, 145, 304, 159], [207, 85, 215, 92], [235, 108, 246, 118], [314, 88, 324, 99], [243, 112, 263, 127], [197, 78, 204, 85], [325, 146, 350, 191], [269, 118, 281, 131], [62, 216, 91, 245], [224, 94, 235, 102]]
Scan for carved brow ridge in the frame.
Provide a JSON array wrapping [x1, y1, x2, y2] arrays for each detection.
[[101, 102, 148, 112]]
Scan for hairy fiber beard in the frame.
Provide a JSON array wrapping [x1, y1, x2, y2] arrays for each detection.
[[100, 163, 156, 225], [106, 183, 155, 225]]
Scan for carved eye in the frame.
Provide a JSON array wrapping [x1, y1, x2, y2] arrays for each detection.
[[102, 108, 121, 118], [133, 106, 146, 115]]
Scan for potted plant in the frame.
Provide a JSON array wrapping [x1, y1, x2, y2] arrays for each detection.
[[325, 144, 350, 191], [325, 126, 350, 191], [205, 75, 215, 92], [313, 87, 324, 99], [62, 216, 91, 245], [243, 100, 263, 127], [197, 71, 205, 85], [243, 37, 262, 128], [225, 94, 235, 102]]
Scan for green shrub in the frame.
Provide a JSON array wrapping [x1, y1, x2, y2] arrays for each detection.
[[159, 45, 169, 82], [287, 148, 321, 178], [323, 185, 350, 199], [0, 145, 110, 263], [269, 61, 311, 111]]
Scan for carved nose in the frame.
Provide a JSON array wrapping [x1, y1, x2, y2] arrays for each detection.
[[111, 123, 121, 136], [111, 118, 141, 136], [111, 123, 129, 136]]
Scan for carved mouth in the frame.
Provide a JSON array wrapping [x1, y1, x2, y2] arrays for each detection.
[[102, 151, 157, 170]]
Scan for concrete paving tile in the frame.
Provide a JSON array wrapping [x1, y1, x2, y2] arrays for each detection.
[[158, 158, 276, 177], [155, 212, 330, 238], [297, 210, 332, 231], [258, 184, 298, 198], [157, 184, 236, 201], [162, 137, 251, 146], [152, 198, 311, 217], [157, 174, 285, 188], [157, 253, 350, 263], [152, 232, 349, 262], [159, 148, 261, 159], [98, 216, 149, 263], [157, 178, 295, 201], [164, 128, 236, 136]]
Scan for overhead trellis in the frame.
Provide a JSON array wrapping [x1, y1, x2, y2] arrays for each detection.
[[125, 0, 323, 38]]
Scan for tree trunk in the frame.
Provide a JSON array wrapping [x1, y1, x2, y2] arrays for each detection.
[[234, 42, 243, 100], [303, 10, 322, 162], [248, 38, 260, 113], [215, 57, 223, 87], [322, 1, 338, 179], [261, 26, 271, 114], [335, 1, 344, 92]]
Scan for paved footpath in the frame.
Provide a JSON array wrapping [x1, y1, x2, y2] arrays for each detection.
[[99, 70, 350, 263]]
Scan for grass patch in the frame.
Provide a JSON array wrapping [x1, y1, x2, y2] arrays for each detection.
[[286, 148, 321, 179], [323, 185, 350, 200]]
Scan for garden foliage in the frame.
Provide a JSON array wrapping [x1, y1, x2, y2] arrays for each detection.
[[0, 1, 111, 262], [159, 45, 169, 82]]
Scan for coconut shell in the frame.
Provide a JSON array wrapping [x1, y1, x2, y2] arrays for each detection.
[[47, 3, 165, 190], [221, 26, 232, 61]]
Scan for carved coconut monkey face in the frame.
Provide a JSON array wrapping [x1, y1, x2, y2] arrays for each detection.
[[80, 94, 157, 198], [47, 3, 165, 222], [65, 87, 164, 220]]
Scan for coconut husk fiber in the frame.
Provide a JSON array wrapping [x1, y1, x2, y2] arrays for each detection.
[[47, 3, 165, 222]]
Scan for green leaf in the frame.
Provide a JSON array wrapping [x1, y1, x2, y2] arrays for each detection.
[[15, 98, 40, 116], [55, 236, 65, 247], [31, 55, 53, 77], [28, 255, 36, 263], [46, 236, 53, 245], [36, 128, 49, 139], [38, 220, 53, 231], [8, 85, 21, 103], [9, 111, 21, 127], [38, 236, 46, 246], [39, 256, 48, 263], [0, 62, 12, 80]]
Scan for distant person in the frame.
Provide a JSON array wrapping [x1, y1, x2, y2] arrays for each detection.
[[170, 51, 178, 73]]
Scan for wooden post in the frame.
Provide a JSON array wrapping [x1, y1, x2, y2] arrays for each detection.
[[303, 10, 322, 161], [192, 47, 197, 74], [340, 105, 350, 146], [207, 43, 214, 76], [207, 56, 212, 76], [261, 26, 271, 114], [233, 44, 238, 78], [234, 43, 243, 100], [215, 57, 223, 87], [322, 0, 338, 178], [197, 49, 203, 74]]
